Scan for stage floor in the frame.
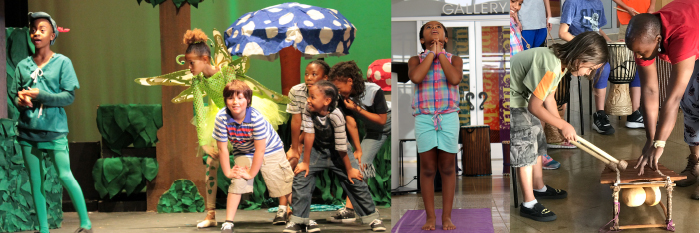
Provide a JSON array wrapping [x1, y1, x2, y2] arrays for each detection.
[[15, 207, 391, 233]]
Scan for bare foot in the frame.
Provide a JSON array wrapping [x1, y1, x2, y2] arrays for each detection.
[[422, 217, 436, 231], [442, 216, 456, 230]]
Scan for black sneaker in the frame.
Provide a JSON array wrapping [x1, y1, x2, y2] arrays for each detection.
[[533, 185, 568, 199], [307, 220, 321, 232], [519, 202, 557, 222], [283, 221, 303, 233], [74, 228, 93, 233], [369, 219, 386, 232], [625, 110, 645, 128], [273, 208, 287, 225], [593, 110, 615, 135], [326, 207, 356, 223]]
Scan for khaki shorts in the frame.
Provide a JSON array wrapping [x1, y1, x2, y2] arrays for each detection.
[[228, 156, 255, 194], [260, 150, 294, 197], [227, 150, 294, 197]]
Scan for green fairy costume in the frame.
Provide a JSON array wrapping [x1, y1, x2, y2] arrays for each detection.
[[135, 29, 290, 148]]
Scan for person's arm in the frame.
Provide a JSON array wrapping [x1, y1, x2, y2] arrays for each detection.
[[612, 0, 640, 16], [345, 114, 363, 161], [435, 43, 464, 85], [408, 55, 434, 84], [218, 140, 237, 179], [344, 93, 388, 126], [598, 30, 612, 42], [287, 113, 302, 159], [331, 112, 362, 183], [513, 13, 523, 32], [647, 0, 656, 13], [544, 0, 552, 30], [528, 94, 576, 142], [26, 90, 75, 107], [559, 23, 575, 42], [636, 56, 697, 174]]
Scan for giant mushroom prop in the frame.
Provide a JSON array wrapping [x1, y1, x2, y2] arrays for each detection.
[[224, 2, 357, 95]]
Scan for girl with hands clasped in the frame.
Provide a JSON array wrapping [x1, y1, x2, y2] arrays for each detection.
[[407, 21, 462, 231]]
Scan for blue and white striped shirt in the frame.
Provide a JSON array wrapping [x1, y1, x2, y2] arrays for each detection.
[[213, 107, 284, 157]]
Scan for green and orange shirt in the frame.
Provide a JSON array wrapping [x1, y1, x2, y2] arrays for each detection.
[[510, 47, 567, 108]]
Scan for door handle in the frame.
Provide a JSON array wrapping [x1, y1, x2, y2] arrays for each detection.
[[478, 92, 488, 110]]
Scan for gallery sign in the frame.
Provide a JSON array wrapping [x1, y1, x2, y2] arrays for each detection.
[[441, 1, 508, 16]]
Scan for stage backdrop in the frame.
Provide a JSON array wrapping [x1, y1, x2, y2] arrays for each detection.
[[27, 0, 391, 142]]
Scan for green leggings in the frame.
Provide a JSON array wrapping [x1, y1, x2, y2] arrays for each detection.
[[21, 145, 91, 233]]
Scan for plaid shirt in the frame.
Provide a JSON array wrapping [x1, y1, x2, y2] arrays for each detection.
[[510, 17, 524, 56], [412, 51, 460, 116]]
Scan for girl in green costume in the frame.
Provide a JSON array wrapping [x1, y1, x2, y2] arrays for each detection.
[[16, 12, 92, 233], [136, 28, 290, 228]]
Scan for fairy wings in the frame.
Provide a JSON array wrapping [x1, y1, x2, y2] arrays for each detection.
[[134, 29, 290, 106]]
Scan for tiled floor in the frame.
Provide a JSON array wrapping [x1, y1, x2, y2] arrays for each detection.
[[509, 70, 699, 232], [392, 163, 510, 232]]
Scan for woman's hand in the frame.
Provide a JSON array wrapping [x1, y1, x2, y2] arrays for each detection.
[[635, 146, 664, 175], [202, 145, 218, 159], [20, 88, 40, 98]]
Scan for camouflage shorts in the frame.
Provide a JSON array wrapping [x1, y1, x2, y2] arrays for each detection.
[[682, 60, 699, 146], [510, 107, 547, 167]]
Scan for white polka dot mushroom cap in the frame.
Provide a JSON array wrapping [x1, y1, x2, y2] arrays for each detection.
[[224, 2, 357, 62], [367, 59, 391, 92]]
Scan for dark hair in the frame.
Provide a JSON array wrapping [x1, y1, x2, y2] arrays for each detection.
[[308, 59, 331, 76], [223, 80, 253, 107], [626, 13, 661, 44], [419, 21, 448, 50], [328, 61, 365, 100], [550, 31, 608, 80], [183, 29, 211, 58], [314, 80, 339, 112]]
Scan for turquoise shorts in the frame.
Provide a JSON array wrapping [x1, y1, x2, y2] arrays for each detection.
[[415, 112, 459, 154]]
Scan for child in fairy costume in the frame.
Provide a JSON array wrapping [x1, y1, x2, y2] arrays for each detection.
[[135, 28, 290, 228], [15, 12, 93, 233]]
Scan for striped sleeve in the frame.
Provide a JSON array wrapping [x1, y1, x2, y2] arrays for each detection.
[[212, 110, 228, 142], [532, 71, 557, 101], [286, 84, 306, 114], [251, 110, 269, 141], [302, 108, 314, 134], [329, 109, 347, 152]]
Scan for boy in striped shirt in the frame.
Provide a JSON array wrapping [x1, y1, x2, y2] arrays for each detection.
[[213, 80, 294, 233]]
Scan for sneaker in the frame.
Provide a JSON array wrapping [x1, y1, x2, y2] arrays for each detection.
[[625, 110, 645, 128], [273, 208, 288, 225], [369, 219, 386, 232], [547, 141, 577, 149], [593, 110, 615, 135], [221, 222, 233, 233], [326, 207, 356, 223], [541, 154, 561, 170], [519, 202, 557, 222], [677, 154, 699, 187], [283, 221, 303, 233], [307, 220, 321, 233], [533, 185, 568, 199]]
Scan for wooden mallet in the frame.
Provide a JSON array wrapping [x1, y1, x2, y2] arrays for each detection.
[[569, 136, 628, 171]]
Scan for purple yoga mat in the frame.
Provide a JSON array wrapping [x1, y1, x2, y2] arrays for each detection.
[[392, 209, 494, 233]]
